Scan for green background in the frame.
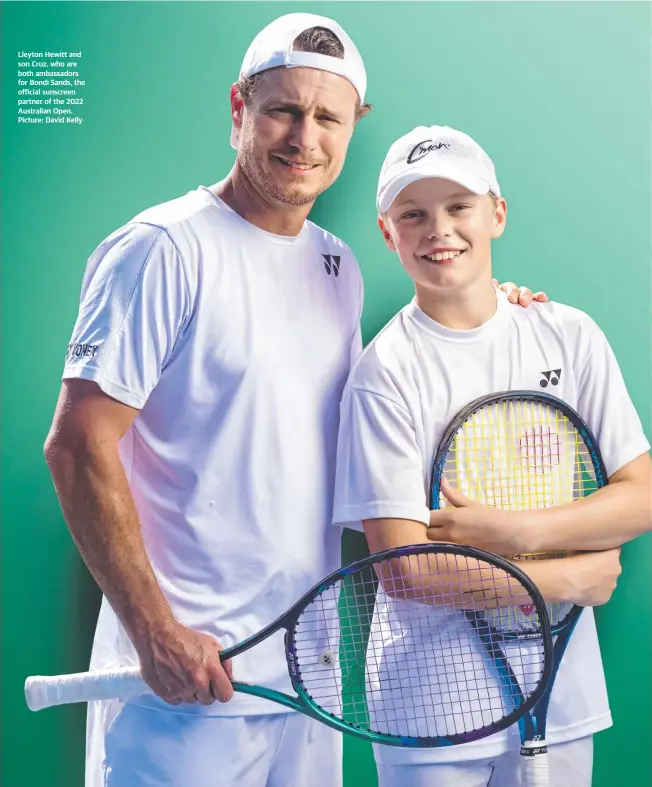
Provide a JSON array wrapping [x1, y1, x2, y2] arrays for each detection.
[[2, 2, 650, 785]]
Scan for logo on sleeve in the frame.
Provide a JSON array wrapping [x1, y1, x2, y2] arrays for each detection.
[[540, 369, 561, 388], [322, 254, 341, 277], [67, 342, 99, 360]]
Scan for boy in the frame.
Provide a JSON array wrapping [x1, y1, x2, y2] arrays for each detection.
[[332, 126, 651, 787]]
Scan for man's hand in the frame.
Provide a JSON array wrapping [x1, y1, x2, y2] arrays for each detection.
[[136, 620, 235, 706], [494, 279, 549, 307], [427, 479, 526, 555]]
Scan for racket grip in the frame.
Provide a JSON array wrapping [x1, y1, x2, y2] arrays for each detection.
[[25, 667, 151, 711], [521, 740, 550, 787]]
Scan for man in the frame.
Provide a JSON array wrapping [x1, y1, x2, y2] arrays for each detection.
[[44, 16, 543, 787], [332, 125, 651, 787]]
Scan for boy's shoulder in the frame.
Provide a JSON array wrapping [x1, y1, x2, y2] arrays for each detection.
[[347, 305, 416, 395], [513, 298, 603, 339]]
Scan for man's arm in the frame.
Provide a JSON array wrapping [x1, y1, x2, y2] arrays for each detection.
[[364, 517, 622, 608], [44, 378, 233, 705]]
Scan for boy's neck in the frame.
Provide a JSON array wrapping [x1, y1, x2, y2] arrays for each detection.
[[415, 277, 498, 330]]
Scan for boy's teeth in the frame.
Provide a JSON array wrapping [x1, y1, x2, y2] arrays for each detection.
[[427, 250, 461, 261]]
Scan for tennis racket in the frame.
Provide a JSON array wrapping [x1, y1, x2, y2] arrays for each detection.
[[25, 543, 553, 748], [431, 391, 607, 785]]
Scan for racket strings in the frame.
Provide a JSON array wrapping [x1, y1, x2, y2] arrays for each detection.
[[291, 552, 547, 742], [440, 399, 599, 629]]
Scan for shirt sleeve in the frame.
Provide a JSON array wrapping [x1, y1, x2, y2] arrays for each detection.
[[349, 255, 365, 369], [574, 317, 650, 477], [332, 385, 430, 531], [62, 222, 191, 409]]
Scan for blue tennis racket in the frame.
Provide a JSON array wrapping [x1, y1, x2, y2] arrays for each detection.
[[431, 391, 607, 786], [26, 543, 552, 749]]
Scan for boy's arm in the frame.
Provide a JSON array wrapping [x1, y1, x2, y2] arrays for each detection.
[[426, 455, 650, 554], [365, 516, 622, 608], [516, 453, 649, 551], [428, 314, 651, 553]]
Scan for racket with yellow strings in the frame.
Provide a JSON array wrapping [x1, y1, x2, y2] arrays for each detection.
[[431, 391, 607, 787]]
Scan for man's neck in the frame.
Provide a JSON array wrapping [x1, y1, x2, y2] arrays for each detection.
[[213, 165, 313, 237], [415, 276, 498, 330]]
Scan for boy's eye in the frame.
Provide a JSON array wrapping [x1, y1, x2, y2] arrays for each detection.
[[450, 204, 471, 212], [400, 210, 424, 220]]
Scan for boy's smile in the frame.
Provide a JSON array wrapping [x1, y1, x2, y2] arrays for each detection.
[[379, 177, 506, 294]]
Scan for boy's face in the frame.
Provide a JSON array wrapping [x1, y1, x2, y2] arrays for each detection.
[[379, 178, 507, 295]]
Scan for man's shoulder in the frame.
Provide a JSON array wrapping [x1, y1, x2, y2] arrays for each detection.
[[129, 187, 216, 235], [305, 220, 358, 262]]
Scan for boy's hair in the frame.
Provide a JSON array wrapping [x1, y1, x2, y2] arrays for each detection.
[[235, 26, 373, 122]]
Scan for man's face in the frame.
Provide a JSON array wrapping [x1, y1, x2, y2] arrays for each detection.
[[379, 178, 507, 295], [233, 67, 359, 207]]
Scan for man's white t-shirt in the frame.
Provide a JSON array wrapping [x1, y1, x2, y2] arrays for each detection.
[[332, 289, 649, 765], [63, 186, 363, 718]]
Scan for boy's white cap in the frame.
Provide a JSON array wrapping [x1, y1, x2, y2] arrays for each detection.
[[231, 13, 367, 149], [376, 126, 501, 213]]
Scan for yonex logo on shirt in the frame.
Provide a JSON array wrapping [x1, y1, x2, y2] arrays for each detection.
[[540, 369, 562, 388], [407, 140, 451, 165], [67, 342, 99, 359], [322, 254, 341, 277]]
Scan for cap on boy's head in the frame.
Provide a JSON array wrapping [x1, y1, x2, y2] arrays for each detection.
[[231, 13, 367, 149], [376, 126, 501, 213]]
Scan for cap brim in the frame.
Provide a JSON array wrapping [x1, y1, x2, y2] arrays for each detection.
[[377, 162, 492, 213]]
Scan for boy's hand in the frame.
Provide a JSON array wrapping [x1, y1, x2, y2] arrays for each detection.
[[427, 479, 526, 555]]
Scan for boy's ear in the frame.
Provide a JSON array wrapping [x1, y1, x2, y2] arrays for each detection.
[[492, 196, 507, 239], [378, 215, 397, 252]]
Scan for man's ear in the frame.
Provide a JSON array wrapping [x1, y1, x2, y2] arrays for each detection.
[[378, 215, 397, 252], [230, 84, 245, 132]]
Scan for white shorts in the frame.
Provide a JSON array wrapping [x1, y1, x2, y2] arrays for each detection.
[[88, 702, 342, 787], [377, 736, 593, 787]]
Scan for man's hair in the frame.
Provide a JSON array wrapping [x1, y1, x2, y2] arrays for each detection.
[[235, 26, 373, 121]]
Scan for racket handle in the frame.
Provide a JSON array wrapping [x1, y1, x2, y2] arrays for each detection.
[[521, 740, 550, 787], [25, 667, 151, 711]]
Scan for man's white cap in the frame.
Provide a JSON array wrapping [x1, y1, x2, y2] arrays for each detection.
[[231, 13, 367, 149], [376, 126, 501, 213]]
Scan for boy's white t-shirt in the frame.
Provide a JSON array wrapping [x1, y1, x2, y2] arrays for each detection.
[[332, 289, 649, 764], [63, 186, 363, 717]]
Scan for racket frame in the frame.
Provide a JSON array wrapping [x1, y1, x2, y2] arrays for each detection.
[[430, 390, 608, 768], [220, 542, 554, 747]]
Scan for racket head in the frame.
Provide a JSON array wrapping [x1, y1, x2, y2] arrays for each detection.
[[430, 391, 608, 636], [284, 543, 553, 747]]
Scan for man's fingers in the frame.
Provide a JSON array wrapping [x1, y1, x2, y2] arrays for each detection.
[[533, 291, 549, 303], [220, 656, 234, 681], [207, 662, 235, 703], [191, 683, 216, 706], [517, 287, 533, 306]]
